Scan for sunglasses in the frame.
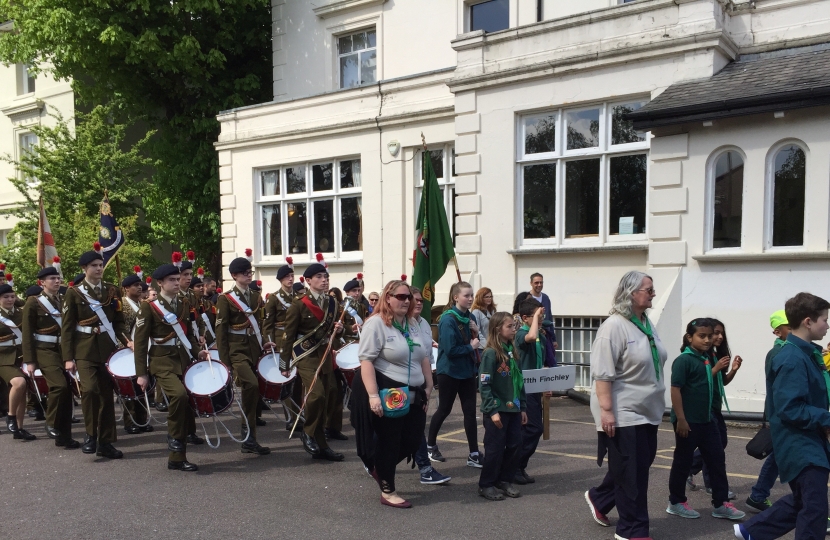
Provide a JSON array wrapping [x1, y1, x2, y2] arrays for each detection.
[[391, 293, 412, 302], [413, 298, 423, 304]]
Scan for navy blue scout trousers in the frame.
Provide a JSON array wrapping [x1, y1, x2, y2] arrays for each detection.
[[519, 392, 544, 470], [479, 411, 522, 488], [668, 420, 729, 508]]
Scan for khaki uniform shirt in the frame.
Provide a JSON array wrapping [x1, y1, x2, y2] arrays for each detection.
[[215, 286, 265, 367], [61, 281, 127, 363], [0, 306, 23, 367], [262, 288, 296, 350], [22, 292, 63, 369], [134, 293, 200, 377]]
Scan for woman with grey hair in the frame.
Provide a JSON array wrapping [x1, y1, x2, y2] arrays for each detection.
[[583, 271, 667, 540]]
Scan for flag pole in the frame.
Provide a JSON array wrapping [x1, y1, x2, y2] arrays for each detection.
[[115, 254, 123, 285]]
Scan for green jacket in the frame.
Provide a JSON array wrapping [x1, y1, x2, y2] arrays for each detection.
[[0, 306, 23, 367], [134, 295, 200, 378], [479, 347, 526, 416], [61, 281, 128, 363], [22, 292, 63, 370]]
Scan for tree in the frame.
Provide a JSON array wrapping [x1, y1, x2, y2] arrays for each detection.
[[0, 102, 158, 292], [0, 0, 273, 267]]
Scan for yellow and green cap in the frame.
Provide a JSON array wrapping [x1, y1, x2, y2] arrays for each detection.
[[770, 309, 788, 329]]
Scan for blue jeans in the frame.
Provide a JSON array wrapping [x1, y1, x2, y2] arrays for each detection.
[[750, 452, 779, 501], [414, 434, 431, 472]]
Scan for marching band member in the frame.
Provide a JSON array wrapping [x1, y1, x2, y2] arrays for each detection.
[[121, 272, 151, 434], [280, 254, 345, 461], [134, 264, 207, 471], [0, 282, 36, 440], [61, 248, 128, 459], [22, 267, 77, 447], [215, 255, 272, 456]]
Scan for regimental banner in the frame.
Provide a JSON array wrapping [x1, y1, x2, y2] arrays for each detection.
[[98, 194, 125, 268], [522, 366, 577, 393]]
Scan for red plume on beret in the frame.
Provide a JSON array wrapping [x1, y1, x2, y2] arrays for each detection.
[[197, 267, 205, 277], [145, 276, 152, 284], [356, 273, 363, 280], [0, 263, 5, 271], [93, 242, 102, 254], [285, 256, 293, 269], [245, 248, 253, 262], [186, 250, 195, 263], [315, 252, 328, 269], [53, 256, 61, 263], [401, 274, 407, 281], [52, 256, 61, 273], [256, 280, 262, 286], [68, 281, 74, 287], [5, 273, 13, 286], [299, 276, 305, 283], [134, 265, 143, 279], [216, 287, 223, 293], [172, 251, 182, 268]]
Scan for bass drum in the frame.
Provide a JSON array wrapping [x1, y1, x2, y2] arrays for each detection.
[[335, 342, 360, 387], [184, 360, 233, 417], [107, 348, 154, 400], [256, 352, 296, 402], [21, 364, 48, 400]]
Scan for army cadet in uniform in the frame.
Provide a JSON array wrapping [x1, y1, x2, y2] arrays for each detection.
[[135, 264, 207, 471], [191, 276, 216, 348], [215, 256, 272, 455], [121, 273, 152, 434], [22, 267, 78, 447], [281, 260, 345, 461], [0, 283, 36, 440], [61, 249, 128, 459], [174, 258, 206, 445]]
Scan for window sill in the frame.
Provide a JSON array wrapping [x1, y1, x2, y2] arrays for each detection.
[[255, 257, 363, 268], [508, 243, 648, 255], [693, 250, 830, 262]]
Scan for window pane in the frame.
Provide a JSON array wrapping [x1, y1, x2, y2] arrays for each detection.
[[470, 0, 509, 33], [262, 204, 282, 256], [524, 114, 556, 155], [712, 151, 743, 248], [611, 102, 647, 145], [772, 145, 806, 247], [287, 202, 307, 255], [565, 158, 600, 237], [341, 197, 362, 252], [429, 150, 444, 180], [338, 35, 352, 54], [312, 162, 333, 191], [261, 170, 279, 197], [313, 200, 334, 253], [609, 154, 647, 235], [367, 29, 377, 47], [360, 49, 377, 85], [523, 164, 556, 239], [352, 31, 366, 51], [286, 165, 306, 194], [340, 159, 361, 189], [566, 108, 600, 150], [340, 54, 359, 89]]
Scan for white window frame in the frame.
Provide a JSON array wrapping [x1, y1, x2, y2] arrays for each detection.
[[18, 132, 39, 185], [516, 99, 650, 248], [704, 146, 747, 254], [764, 139, 808, 252], [18, 64, 36, 95], [415, 144, 457, 243], [255, 157, 363, 263], [336, 27, 377, 90], [555, 316, 607, 390]]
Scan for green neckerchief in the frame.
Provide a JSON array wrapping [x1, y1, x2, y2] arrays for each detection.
[[785, 341, 830, 407], [629, 315, 661, 381], [391, 319, 419, 352], [683, 346, 713, 422], [502, 342, 523, 408], [709, 351, 730, 413], [774, 338, 787, 348], [520, 324, 543, 369], [440, 307, 471, 326]]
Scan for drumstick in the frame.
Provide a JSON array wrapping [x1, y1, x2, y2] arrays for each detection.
[[202, 341, 215, 377], [267, 335, 279, 371], [289, 302, 350, 439]]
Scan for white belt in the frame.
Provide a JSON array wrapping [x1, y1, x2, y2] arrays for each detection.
[[154, 337, 180, 347], [75, 325, 100, 335], [0, 342, 17, 348], [34, 335, 61, 344], [228, 328, 253, 336]]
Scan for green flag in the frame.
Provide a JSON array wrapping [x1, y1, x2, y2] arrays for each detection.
[[412, 152, 456, 317]]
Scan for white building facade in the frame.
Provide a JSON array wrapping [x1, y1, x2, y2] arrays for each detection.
[[217, 0, 830, 412]]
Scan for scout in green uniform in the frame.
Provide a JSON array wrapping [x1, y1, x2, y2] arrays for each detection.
[[22, 267, 77, 447], [120, 273, 152, 434], [280, 258, 345, 461], [0, 283, 36, 440], [61, 249, 128, 459], [263, 259, 304, 431], [135, 264, 207, 471], [214, 256, 272, 455]]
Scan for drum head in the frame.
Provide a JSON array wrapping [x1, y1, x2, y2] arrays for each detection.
[[257, 354, 295, 383], [336, 342, 361, 371], [209, 349, 220, 362], [184, 361, 229, 395], [108, 349, 137, 377]]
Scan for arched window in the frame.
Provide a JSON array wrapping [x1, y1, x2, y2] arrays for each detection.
[[712, 151, 744, 249], [772, 145, 806, 247]]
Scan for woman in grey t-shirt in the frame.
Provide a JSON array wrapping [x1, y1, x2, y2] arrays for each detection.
[[350, 279, 434, 508], [584, 271, 667, 540]]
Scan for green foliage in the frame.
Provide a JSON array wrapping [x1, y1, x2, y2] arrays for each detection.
[[0, 0, 273, 260]]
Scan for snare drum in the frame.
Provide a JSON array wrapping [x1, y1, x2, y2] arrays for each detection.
[[209, 349, 220, 362], [183, 360, 233, 417], [256, 352, 296, 401], [107, 348, 154, 400], [335, 342, 360, 387], [21, 364, 49, 399]]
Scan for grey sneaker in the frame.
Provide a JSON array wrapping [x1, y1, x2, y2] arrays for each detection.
[[466, 452, 484, 468], [686, 474, 699, 491], [666, 501, 701, 519], [712, 502, 746, 520]]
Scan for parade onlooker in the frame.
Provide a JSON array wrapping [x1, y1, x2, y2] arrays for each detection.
[[478, 311, 527, 501], [666, 318, 744, 521], [737, 293, 830, 540], [368, 292, 379, 313], [426, 282, 483, 468], [203, 276, 218, 303], [351, 279, 434, 508], [584, 271, 667, 540], [472, 287, 496, 349], [529, 273, 552, 322], [745, 310, 789, 513]]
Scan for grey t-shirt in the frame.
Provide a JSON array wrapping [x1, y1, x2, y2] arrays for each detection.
[[358, 316, 428, 387], [589, 313, 667, 430], [471, 309, 491, 349]]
